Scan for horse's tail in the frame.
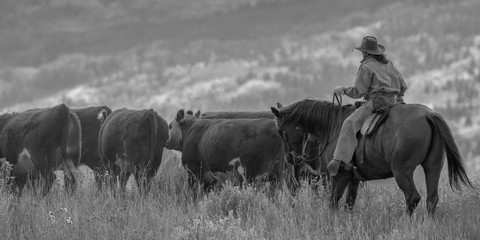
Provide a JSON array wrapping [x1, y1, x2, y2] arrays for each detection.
[[426, 112, 473, 191]]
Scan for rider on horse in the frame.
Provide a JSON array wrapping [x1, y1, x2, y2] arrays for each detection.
[[327, 36, 408, 176]]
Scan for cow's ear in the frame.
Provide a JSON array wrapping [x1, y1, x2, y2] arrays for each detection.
[[97, 109, 108, 122], [186, 110, 193, 115], [276, 102, 284, 109], [176, 109, 185, 122], [194, 110, 201, 117], [271, 107, 282, 118]]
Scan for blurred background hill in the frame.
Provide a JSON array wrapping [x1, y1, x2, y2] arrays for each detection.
[[1, 0, 479, 171]]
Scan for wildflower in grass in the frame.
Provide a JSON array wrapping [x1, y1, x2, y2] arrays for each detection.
[[48, 211, 56, 223], [47, 207, 72, 226]]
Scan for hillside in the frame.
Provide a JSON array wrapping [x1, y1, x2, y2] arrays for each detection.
[[0, 0, 479, 169]]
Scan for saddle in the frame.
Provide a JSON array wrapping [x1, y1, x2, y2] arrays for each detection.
[[356, 95, 399, 136]]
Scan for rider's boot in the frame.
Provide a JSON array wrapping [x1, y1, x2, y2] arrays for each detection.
[[327, 159, 342, 176]]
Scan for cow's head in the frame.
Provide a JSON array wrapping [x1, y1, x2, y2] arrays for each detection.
[[165, 109, 200, 151]]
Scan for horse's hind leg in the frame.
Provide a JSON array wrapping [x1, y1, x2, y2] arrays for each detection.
[[393, 171, 421, 216], [421, 139, 445, 216]]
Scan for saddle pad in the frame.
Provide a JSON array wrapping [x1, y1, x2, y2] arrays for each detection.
[[360, 114, 380, 136]]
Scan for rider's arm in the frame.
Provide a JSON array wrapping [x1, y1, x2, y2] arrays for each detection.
[[394, 65, 407, 102], [344, 66, 371, 99]]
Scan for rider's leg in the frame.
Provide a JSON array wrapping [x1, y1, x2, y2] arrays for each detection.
[[327, 100, 374, 176]]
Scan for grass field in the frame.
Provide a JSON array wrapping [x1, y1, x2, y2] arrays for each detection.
[[1, 153, 479, 240]]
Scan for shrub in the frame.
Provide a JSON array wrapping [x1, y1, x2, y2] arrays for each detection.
[[0, 158, 14, 194]]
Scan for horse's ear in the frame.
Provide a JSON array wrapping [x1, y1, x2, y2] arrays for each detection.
[[271, 107, 282, 118], [176, 109, 185, 122], [276, 102, 284, 109], [194, 110, 201, 117]]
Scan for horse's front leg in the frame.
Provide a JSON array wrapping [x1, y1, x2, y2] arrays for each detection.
[[329, 173, 351, 209], [345, 179, 360, 210]]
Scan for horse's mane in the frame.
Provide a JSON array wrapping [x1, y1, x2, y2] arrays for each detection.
[[280, 98, 354, 137]]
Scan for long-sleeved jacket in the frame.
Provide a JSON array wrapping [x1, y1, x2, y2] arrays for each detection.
[[344, 55, 407, 100]]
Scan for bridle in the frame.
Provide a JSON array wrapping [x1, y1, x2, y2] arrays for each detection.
[[279, 93, 343, 165], [280, 129, 317, 165]]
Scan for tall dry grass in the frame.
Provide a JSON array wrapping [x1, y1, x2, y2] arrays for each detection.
[[1, 153, 479, 240]]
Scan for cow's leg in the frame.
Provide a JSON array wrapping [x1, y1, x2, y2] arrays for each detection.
[[269, 158, 286, 192], [94, 169, 105, 190], [38, 149, 56, 195], [107, 163, 119, 190], [141, 154, 163, 193], [134, 169, 146, 193], [118, 169, 130, 192], [393, 171, 421, 216], [134, 165, 159, 194], [13, 175, 28, 196], [41, 170, 56, 195], [62, 160, 83, 193]]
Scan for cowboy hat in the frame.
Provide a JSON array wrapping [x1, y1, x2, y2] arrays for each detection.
[[354, 36, 385, 55]]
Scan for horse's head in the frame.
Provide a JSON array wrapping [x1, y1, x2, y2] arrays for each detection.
[[271, 103, 318, 165], [165, 109, 200, 151]]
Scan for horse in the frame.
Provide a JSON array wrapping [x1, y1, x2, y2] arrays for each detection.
[[271, 98, 473, 216]]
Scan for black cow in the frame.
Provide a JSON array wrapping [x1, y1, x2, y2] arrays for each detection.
[[0, 104, 83, 194], [196, 109, 297, 190], [98, 108, 168, 192], [166, 109, 286, 190], [71, 106, 112, 173]]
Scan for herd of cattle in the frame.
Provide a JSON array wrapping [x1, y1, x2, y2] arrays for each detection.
[[0, 103, 319, 194]]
